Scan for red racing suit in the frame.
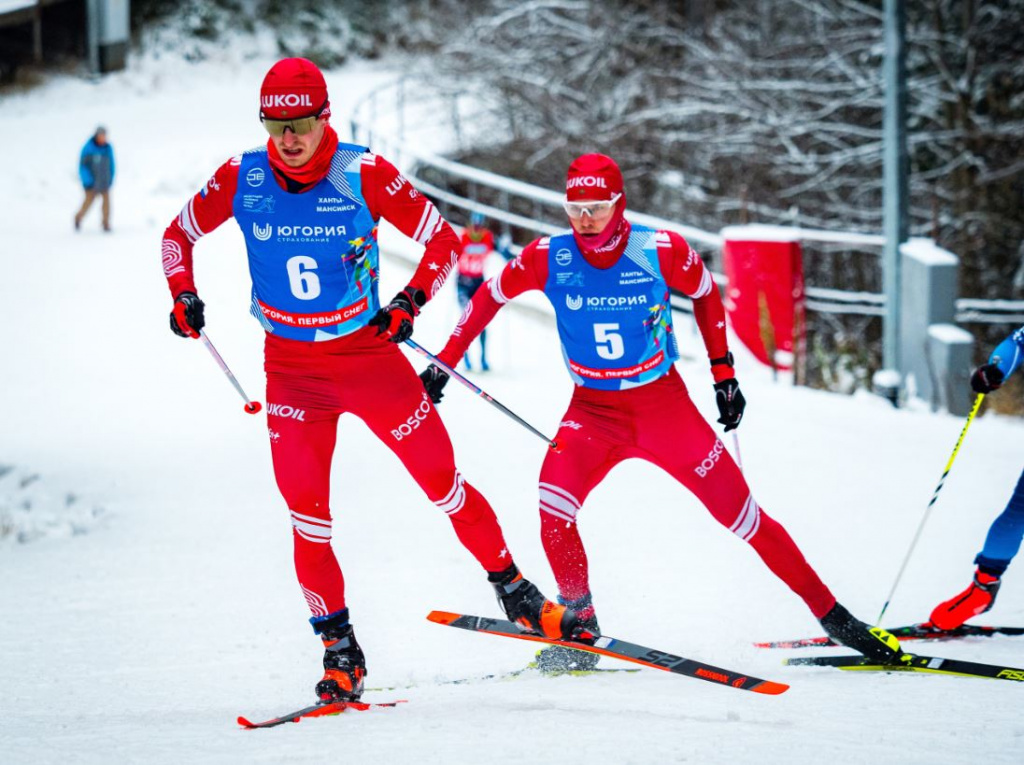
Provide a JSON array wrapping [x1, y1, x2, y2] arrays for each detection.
[[457, 228, 494, 280], [437, 226, 836, 620], [162, 137, 513, 623]]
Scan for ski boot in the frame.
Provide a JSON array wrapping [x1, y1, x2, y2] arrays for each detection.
[[819, 602, 905, 664], [535, 597, 600, 674], [314, 617, 366, 703], [489, 564, 578, 640], [929, 568, 1001, 630]]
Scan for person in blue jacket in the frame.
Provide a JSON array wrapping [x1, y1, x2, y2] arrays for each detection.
[[930, 325, 1024, 629], [75, 126, 115, 232]]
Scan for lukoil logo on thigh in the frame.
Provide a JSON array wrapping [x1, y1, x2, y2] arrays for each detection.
[[267, 402, 306, 421]]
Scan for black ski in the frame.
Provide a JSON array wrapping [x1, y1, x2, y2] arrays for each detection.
[[756, 623, 1024, 649], [427, 610, 788, 695], [786, 653, 1024, 682]]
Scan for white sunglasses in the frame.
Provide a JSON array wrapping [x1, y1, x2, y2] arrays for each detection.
[[562, 192, 621, 219]]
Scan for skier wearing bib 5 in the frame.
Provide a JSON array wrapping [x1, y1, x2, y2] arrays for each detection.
[[160, 58, 577, 702], [420, 153, 904, 671]]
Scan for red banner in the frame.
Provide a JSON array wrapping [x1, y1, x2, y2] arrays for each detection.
[[721, 228, 805, 372], [257, 297, 369, 327], [569, 351, 666, 380]]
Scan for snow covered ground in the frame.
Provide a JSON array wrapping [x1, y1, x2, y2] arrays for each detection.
[[1, 48, 1022, 765]]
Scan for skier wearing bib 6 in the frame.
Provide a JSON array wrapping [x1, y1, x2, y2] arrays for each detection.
[[161, 58, 577, 702]]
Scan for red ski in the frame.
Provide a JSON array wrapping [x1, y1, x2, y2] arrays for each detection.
[[427, 610, 788, 695], [238, 699, 405, 729]]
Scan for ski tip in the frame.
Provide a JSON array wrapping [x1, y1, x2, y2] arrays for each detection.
[[753, 680, 790, 695], [783, 657, 817, 667], [426, 610, 461, 625], [237, 716, 257, 728]]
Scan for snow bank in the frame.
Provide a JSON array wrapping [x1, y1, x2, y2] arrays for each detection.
[[0, 465, 106, 545]]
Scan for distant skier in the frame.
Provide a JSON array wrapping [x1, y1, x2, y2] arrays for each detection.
[[929, 325, 1024, 629], [455, 211, 499, 371], [420, 153, 905, 670], [74, 126, 115, 232], [160, 58, 576, 703]]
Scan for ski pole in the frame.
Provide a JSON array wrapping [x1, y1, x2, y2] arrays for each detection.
[[875, 392, 985, 624], [199, 330, 262, 415], [732, 431, 744, 473], [404, 339, 561, 452]]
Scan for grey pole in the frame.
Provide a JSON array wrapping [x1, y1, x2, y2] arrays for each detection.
[[86, 0, 100, 75], [32, 1, 42, 62], [882, 0, 908, 376]]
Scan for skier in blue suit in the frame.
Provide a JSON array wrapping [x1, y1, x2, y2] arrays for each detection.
[[930, 325, 1024, 629]]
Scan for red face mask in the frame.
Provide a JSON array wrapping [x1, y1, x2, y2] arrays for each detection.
[[266, 124, 339, 187], [565, 153, 629, 256], [572, 206, 630, 257]]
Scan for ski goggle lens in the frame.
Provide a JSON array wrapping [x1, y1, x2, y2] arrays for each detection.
[[260, 112, 323, 137], [562, 193, 621, 219]]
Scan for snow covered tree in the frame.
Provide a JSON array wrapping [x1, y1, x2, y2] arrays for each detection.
[[427, 0, 1023, 389]]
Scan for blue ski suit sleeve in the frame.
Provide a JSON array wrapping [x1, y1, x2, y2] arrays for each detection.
[[989, 325, 1024, 380], [79, 141, 94, 188]]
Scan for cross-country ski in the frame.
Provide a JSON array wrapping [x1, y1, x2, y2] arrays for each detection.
[[427, 611, 789, 695], [756, 623, 1024, 649], [238, 699, 406, 729], [786, 654, 1024, 683]]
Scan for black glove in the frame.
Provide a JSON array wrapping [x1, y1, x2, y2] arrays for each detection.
[[713, 378, 746, 432], [169, 291, 205, 338], [368, 287, 424, 343], [970, 363, 1004, 394], [420, 365, 450, 404]]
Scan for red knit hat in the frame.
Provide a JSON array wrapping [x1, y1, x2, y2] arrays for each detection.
[[260, 58, 330, 119], [566, 153, 623, 201]]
